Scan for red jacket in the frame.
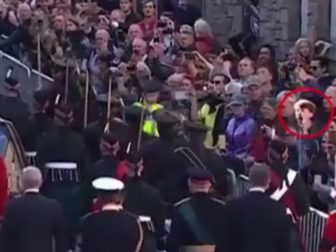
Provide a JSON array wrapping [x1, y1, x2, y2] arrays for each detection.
[[0, 156, 8, 219], [138, 17, 157, 40], [195, 36, 214, 55], [320, 212, 336, 252]]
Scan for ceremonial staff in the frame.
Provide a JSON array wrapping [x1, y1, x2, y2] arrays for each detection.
[[104, 76, 113, 133], [83, 69, 90, 128], [37, 21, 43, 90], [137, 99, 146, 151]]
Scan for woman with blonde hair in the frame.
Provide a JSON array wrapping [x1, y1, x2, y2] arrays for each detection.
[[294, 38, 314, 70]]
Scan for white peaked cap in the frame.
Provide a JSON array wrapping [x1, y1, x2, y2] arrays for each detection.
[[92, 177, 124, 191]]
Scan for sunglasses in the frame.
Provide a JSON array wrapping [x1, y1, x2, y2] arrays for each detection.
[[309, 66, 318, 70], [211, 80, 222, 85]]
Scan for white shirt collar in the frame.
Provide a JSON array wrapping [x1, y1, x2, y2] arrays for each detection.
[[249, 187, 265, 193], [24, 188, 39, 193]]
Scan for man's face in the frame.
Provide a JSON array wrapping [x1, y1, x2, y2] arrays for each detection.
[[120, 0, 132, 13], [238, 58, 254, 79], [257, 67, 273, 84], [18, 5, 31, 22], [324, 87, 336, 110], [128, 25, 143, 41], [53, 15, 64, 30], [258, 47, 272, 64], [95, 32, 108, 48], [309, 60, 326, 79], [246, 85, 262, 101], [143, 1, 155, 18], [295, 107, 313, 123], [132, 39, 146, 56], [145, 92, 159, 103], [179, 32, 194, 48], [210, 75, 228, 96]]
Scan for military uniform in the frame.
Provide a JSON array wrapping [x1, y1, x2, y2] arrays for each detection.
[[141, 110, 190, 205], [166, 168, 226, 252], [123, 153, 167, 252], [25, 89, 55, 152], [0, 75, 32, 150], [36, 103, 90, 249], [81, 177, 144, 252], [180, 121, 230, 198], [83, 94, 127, 162]]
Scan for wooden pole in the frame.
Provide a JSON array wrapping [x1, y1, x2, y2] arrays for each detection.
[[37, 32, 42, 90], [105, 76, 112, 133], [65, 60, 69, 103], [83, 70, 90, 128], [137, 103, 145, 152]]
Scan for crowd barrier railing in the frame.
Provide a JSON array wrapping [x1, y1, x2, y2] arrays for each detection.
[[0, 42, 54, 109]]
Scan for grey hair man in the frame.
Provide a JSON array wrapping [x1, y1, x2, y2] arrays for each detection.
[[21, 166, 43, 193], [0, 167, 67, 252], [248, 163, 271, 192]]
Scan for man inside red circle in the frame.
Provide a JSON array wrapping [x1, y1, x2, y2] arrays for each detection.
[[294, 99, 320, 171]]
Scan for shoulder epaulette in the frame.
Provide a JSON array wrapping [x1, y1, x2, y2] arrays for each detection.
[[210, 197, 226, 206], [174, 197, 191, 207], [81, 210, 100, 220]]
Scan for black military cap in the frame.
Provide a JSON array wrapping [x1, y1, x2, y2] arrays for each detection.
[[141, 79, 163, 94], [96, 94, 120, 106], [124, 105, 148, 121], [184, 121, 209, 133], [125, 152, 142, 164], [54, 103, 74, 122], [187, 167, 212, 182], [101, 132, 119, 146], [33, 89, 50, 106], [154, 109, 180, 126]]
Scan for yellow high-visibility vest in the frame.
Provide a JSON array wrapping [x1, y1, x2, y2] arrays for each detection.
[[133, 102, 163, 137], [199, 103, 226, 149]]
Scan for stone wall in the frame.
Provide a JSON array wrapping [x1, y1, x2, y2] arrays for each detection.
[[202, 0, 333, 58]]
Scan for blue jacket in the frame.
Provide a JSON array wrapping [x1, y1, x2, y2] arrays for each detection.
[[225, 115, 257, 158]]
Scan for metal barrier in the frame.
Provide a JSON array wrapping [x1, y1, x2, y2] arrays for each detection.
[[0, 47, 53, 109]]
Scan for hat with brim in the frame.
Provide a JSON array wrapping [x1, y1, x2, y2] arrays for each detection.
[[54, 104, 74, 122], [184, 121, 209, 133], [245, 75, 261, 88], [92, 177, 124, 192], [141, 79, 163, 94], [187, 167, 213, 185], [154, 109, 180, 126], [227, 94, 247, 107]]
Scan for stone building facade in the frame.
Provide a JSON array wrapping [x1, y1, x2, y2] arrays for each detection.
[[202, 0, 336, 58]]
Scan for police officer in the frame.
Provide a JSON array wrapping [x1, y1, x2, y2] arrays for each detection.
[[166, 167, 226, 252], [35, 103, 90, 250], [133, 80, 164, 137], [123, 152, 167, 252], [80, 177, 144, 252]]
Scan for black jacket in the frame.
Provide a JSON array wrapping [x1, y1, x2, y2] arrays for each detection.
[[0, 192, 67, 252], [215, 191, 291, 252]]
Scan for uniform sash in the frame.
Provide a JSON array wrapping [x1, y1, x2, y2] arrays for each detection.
[[178, 203, 214, 244]]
